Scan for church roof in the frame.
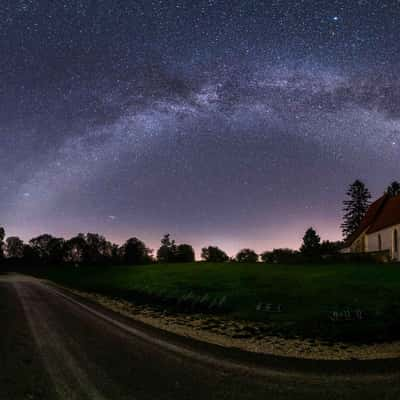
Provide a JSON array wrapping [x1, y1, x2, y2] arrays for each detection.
[[367, 194, 400, 234], [344, 195, 388, 246]]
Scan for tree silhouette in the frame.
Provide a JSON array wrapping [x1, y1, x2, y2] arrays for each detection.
[[47, 237, 66, 264], [175, 244, 195, 262], [386, 181, 400, 197], [29, 234, 65, 264], [157, 234, 177, 262], [84, 233, 113, 265], [320, 240, 343, 255], [6, 237, 24, 259], [122, 237, 152, 265], [0, 227, 5, 260], [22, 244, 40, 264], [64, 234, 87, 264], [260, 248, 297, 264], [236, 248, 258, 263], [300, 227, 321, 256], [341, 180, 371, 239], [29, 234, 57, 260], [201, 246, 229, 262]]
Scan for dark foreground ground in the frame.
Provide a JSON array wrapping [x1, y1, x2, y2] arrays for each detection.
[[1, 273, 400, 400], [29, 263, 400, 342]]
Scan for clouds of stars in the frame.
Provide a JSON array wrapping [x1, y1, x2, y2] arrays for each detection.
[[1, 0, 399, 255]]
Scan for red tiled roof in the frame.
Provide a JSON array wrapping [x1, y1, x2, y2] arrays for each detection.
[[367, 194, 400, 234], [345, 194, 388, 246]]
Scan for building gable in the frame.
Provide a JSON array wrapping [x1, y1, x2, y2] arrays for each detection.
[[344, 194, 388, 248], [367, 195, 400, 234]]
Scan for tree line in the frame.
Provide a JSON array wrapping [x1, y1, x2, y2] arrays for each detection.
[[0, 180, 398, 267], [0, 227, 341, 267], [0, 232, 187, 267]]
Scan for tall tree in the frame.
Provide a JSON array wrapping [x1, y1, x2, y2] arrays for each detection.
[[6, 237, 24, 259], [122, 237, 152, 265], [175, 244, 195, 263], [157, 234, 177, 262], [300, 227, 321, 256], [341, 180, 371, 238], [236, 248, 258, 263], [46, 237, 66, 264], [201, 246, 229, 262], [29, 234, 55, 261], [84, 233, 113, 265], [29, 234, 65, 264], [0, 227, 5, 259], [64, 234, 87, 264], [386, 181, 400, 197]]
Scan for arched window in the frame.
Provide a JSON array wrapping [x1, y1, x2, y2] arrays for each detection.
[[378, 234, 382, 251], [394, 229, 398, 253]]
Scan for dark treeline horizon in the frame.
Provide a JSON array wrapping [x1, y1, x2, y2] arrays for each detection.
[[1, 180, 397, 268], [0, 226, 345, 267]]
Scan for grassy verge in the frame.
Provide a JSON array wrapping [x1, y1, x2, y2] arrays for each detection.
[[29, 262, 400, 343]]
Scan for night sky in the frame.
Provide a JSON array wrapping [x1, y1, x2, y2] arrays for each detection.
[[1, 1, 399, 256]]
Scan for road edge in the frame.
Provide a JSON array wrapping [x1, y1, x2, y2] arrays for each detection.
[[38, 278, 400, 377]]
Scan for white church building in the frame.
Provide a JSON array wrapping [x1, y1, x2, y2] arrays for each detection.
[[342, 194, 400, 261]]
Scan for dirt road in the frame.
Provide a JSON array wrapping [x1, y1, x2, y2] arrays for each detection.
[[1, 273, 400, 400]]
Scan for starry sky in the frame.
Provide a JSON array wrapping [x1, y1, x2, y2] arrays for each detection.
[[1, 0, 399, 256]]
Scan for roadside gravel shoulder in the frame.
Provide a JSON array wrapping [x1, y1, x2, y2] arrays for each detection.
[[48, 282, 400, 361]]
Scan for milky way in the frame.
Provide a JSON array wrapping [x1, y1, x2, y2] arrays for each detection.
[[1, 1, 399, 256]]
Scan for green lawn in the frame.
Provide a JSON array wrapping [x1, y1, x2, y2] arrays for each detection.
[[32, 262, 400, 342]]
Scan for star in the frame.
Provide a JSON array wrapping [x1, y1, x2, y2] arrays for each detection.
[[0, 0, 399, 254]]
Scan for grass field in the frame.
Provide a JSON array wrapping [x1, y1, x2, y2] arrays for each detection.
[[32, 262, 400, 342]]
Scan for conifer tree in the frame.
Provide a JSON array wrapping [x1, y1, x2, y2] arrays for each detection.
[[300, 227, 321, 256], [341, 180, 371, 239], [0, 227, 5, 259], [386, 181, 400, 197]]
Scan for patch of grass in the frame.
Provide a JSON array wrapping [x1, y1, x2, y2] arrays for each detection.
[[30, 262, 400, 342]]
